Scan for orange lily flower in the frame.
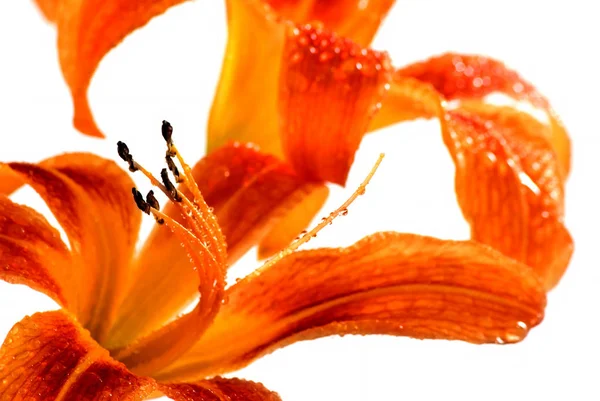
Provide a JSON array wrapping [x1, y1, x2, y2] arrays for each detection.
[[30, 0, 573, 289], [0, 121, 546, 400]]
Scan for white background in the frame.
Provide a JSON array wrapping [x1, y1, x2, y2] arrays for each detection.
[[1, 1, 599, 400]]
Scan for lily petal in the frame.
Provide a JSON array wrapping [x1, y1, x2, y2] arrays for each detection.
[[33, 0, 188, 137], [207, 0, 287, 157], [154, 232, 546, 381], [0, 196, 72, 306], [384, 53, 571, 176], [0, 310, 156, 401], [1, 153, 141, 341], [161, 377, 281, 401], [106, 143, 327, 350], [446, 104, 573, 289], [280, 25, 391, 185]]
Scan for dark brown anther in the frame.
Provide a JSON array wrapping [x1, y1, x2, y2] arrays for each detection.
[[162, 120, 173, 145], [165, 155, 183, 183], [146, 190, 160, 210], [117, 141, 137, 172], [162, 120, 176, 157], [132, 187, 150, 214], [161, 168, 182, 202]]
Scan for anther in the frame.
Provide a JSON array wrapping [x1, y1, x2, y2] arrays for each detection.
[[161, 168, 182, 202], [166, 155, 183, 183], [146, 190, 160, 210], [162, 120, 176, 157], [132, 187, 150, 214], [117, 141, 137, 172], [162, 120, 173, 145], [145, 190, 164, 224]]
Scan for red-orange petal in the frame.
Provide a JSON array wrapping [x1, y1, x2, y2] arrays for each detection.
[[394, 53, 571, 176], [0, 310, 156, 401], [105, 143, 327, 354], [280, 24, 391, 185], [445, 104, 573, 289], [161, 377, 281, 401], [33, 0, 187, 137], [2, 153, 141, 341], [266, 0, 395, 46], [0, 196, 72, 306], [155, 232, 546, 381]]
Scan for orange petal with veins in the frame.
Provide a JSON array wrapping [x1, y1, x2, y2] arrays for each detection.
[[445, 104, 573, 289], [161, 378, 281, 401], [1, 154, 141, 341], [155, 232, 546, 381], [33, 0, 188, 137], [106, 143, 327, 350], [0, 196, 72, 306], [0, 311, 155, 401], [393, 53, 571, 176], [280, 25, 391, 185]]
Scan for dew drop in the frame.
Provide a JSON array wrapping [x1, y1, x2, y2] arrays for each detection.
[[290, 52, 303, 64], [319, 52, 332, 62], [513, 82, 524, 93]]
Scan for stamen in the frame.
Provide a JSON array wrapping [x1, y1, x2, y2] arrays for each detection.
[[145, 190, 165, 225], [162, 120, 176, 158], [161, 168, 182, 202], [117, 141, 138, 172], [257, 153, 385, 273], [115, 123, 227, 268], [160, 120, 227, 265], [145, 190, 160, 210], [166, 155, 183, 183], [132, 187, 150, 214]]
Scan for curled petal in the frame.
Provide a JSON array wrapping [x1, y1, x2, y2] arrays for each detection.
[[266, 0, 395, 46], [34, 0, 188, 137], [394, 53, 571, 176], [2, 154, 141, 341], [161, 377, 281, 401], [0, 196, 72, 306], [368, 76, 444, 131], [446, 104, 573, 289], [155, 232, 546, 381], [280, 25, 391, 185], [105, 144, 326, 353], [0, 311, 156, 401]]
